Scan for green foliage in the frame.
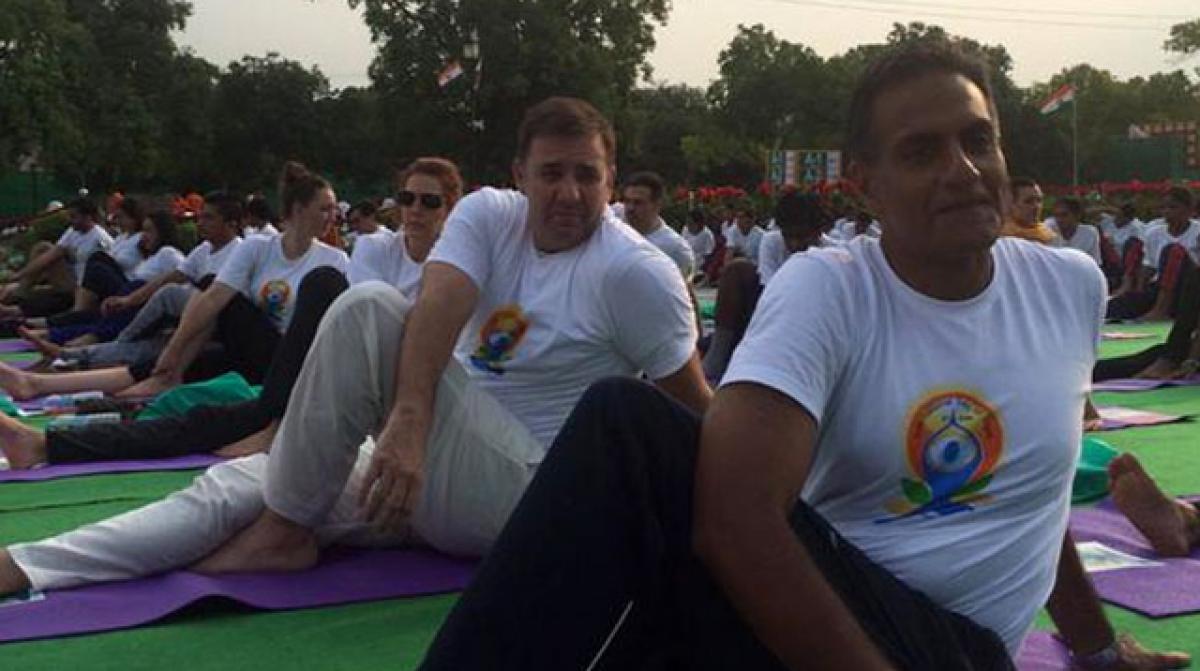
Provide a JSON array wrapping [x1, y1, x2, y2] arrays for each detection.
[[349, 0, 669, 183], [1165, 19, 1200, 56]]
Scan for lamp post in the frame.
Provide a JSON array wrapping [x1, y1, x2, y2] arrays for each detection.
[[463, 29, 483, 183]]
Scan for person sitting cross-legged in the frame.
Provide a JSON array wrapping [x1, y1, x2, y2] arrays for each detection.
[[415, 43, 1186, 671], [0, 98, 708, 604]]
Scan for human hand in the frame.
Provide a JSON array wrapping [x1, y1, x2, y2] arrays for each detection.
[[358, 408, 429, 532], [100, 296, 128, 317]]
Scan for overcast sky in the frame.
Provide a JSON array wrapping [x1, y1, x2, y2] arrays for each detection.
[[175, 0, 1198, 91]]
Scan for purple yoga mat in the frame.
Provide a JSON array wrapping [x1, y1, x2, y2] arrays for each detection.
[[0, 547, 476, 643], [1069, 499, 1200, 618], [1015, 632, 1070, 671], [1094, 406, 1189, 432], [0, 454, 222, 483], [1093, 376, 1200, 392], [0, 340, 33, 353]]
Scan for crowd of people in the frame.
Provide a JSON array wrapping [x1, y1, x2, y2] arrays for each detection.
[[0, 41, 1198, 670]]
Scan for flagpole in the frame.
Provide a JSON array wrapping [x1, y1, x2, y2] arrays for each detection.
[[1071, 94, 1079, 188]]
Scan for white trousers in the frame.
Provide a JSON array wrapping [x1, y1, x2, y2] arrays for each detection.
[[11, 282, 542, 591]]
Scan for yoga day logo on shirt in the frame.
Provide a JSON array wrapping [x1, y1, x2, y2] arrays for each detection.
[[259, 280, 291, 320], [876, 390, 1004, 524], [469, 305, 530, 375]]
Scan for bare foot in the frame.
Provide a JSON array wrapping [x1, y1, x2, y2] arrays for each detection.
[[17, 325, 60, 359], [0, 549, 33, 597], [1136, 358, 1179, 380], [116, 373, 179, 399], [1110, 453, 1200, 557], [0, 362, 37, 401], [192, 509, 319, 574], [214, 421, 278, 458], [0, 412, 47, 469]]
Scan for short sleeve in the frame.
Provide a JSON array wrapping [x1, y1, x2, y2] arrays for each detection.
[[179, 244, 205, 281], [722, 253, 854, 423], [428, 189, 507, 290], [348, 236, 384, 285], [55, 228, 73, 248], [215, 237, 266, 296], [607, 252, 697, 380]]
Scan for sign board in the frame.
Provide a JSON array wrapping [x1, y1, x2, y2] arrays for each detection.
[[766, 149, 842, 186]]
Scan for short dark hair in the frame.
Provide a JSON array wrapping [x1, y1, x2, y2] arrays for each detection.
[[68, 197, 100, 220], [774, 192, 830, 233], [516, 97, 615, 164], [622, 171, 665, 202], [1054, 196, 1084, 217], [846, 42, 997, 165], [204, 191, 243, 225], [1119, 202, 1136, 218], [244, 196, 276, 223], [688, 209, 706, 225], [278, 161, 331, 219], [1010, 176, 1039, 196], [117, 197, 146, 224], [146, 210, 180, 250], [1166, 186, 1195, 209], [349, 200, 378, 219]]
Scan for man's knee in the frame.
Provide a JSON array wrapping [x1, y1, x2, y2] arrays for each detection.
[[326, 281, 413, 331], [29, 241, 54, 258]]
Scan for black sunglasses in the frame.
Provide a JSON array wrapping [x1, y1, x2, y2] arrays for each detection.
[[397, 191, 444, 209]]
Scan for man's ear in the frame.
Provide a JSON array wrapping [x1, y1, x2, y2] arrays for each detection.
[[512, 159, 526, 193], [847, 160, 881, 216]]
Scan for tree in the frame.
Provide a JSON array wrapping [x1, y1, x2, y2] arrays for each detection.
[[349, 0, 669, 183], [1164, 19, 1200, 57], [0, 0, 89, 177], [708, 24, 841, 151], [210, 54, 331, 191], [623, 85, 712, 184]]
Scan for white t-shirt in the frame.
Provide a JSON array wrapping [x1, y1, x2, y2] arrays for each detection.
[[834, 219, 883, 243], [429, 188, 696, 449], [110, 232, 144, 276], [723, 237, 1104, 654], [1141, 220, 1200, 270], [643, 220, 695, 279], [216, 235, 349, 333], [130, 246, 185, 282], [757, 229, 788, 285], [179, 237, 243, 282], [1046, 221, 1102, 266], [1101, 218, 1145, 250], [683, 227, 715, 262], [57, 225, 114, 283], [245, 223, 280, 238], [349, 231, 425, 298], [726, 226, 766, 264]]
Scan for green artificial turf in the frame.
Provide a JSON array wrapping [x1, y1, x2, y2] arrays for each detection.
[[2, 326, 1199, 668]]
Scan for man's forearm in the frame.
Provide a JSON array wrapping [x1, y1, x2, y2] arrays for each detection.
[[1046, 531, 1115, 655], [695, 510, 894, 671], [125, 271, 183, 307]]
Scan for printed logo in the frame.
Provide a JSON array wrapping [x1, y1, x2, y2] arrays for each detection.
[[258, 280, 291, 320], [469, 305, 530, 375], [876, 389, 1004, 524]]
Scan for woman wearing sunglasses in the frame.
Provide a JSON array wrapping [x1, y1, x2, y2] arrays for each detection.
[[349, 158, 463, 295], [0, 160, 464, 472]]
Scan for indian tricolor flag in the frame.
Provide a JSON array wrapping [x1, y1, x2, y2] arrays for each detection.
[[437, 60, 464, 89], [1039, 84, 1076, 116]]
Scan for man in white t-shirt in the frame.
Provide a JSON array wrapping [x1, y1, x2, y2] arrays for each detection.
[[243, 197, 280, 237], [683, 209, 716, 273], [414, 44, 1185, 671], [620, 171, 696, 279], [1045, 196, 1102, 266], [164, 97, 709, 576], [0, 198, 114, 320], [1108, 187, 1199, 322], [724, 207, 765, 265], [344, 200, 393, 252], [61, 193, 246, 369]]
